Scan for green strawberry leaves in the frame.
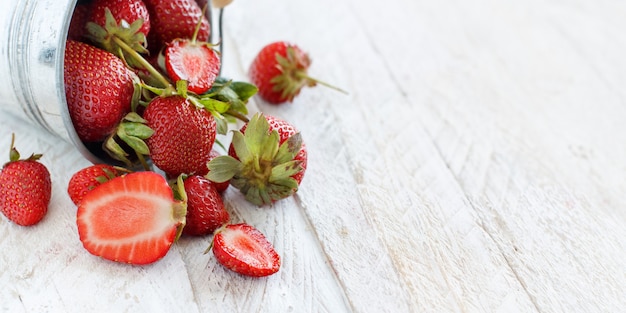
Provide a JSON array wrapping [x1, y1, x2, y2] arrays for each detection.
[[206, 113, 303, 205]]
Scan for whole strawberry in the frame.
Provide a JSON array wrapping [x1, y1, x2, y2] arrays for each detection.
[[208, 113, 307, 205], [143, 95, 217, 177], [89, 0, 151, 38], [181, 175, 229, 236], [0, 134, 51, 226], [67, 164, 120, 206], [143, 0, 210, 53], [86, 0, 151, 55], [67, 3, 90, 41], [249, 41, 346, 104], [64, 40, 138, 143]]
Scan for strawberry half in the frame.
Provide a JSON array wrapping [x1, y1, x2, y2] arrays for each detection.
[[211, 223, 280, 277], [0, 134, 51, 226], [76, 171, 186, 265], [164, 38, 220, 94]]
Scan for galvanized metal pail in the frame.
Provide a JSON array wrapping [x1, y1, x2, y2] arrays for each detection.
[[0, 0, 103, 161]]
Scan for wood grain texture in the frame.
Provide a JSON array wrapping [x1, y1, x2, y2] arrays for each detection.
[[0, 0, 625, 312]]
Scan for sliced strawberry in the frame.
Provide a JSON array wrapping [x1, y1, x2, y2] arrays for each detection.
[[76, 171, 186, 265], [211, 223, 280, 277], [164, 39, 220, 94]]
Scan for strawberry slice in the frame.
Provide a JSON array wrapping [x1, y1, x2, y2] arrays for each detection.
[[164, 39, 220, 94], [211, 223, 281, 277], [77, 171, 186, 265]]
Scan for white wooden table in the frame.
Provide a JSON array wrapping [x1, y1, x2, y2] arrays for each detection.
[[1, 0, 625, 312]]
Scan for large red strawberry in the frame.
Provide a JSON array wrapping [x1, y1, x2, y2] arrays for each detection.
[[64, 40, 138, 143], [164, 38, 220, 94], [67, 164, 120, 206], [77, 171, 186, 265], [143, 0, 210, 53], [211, 223, 280, 277], [181, 175, 229, 236], [207, 113, 307, 205], [0, 134, 51, 226], [143, 95, 217, 177]]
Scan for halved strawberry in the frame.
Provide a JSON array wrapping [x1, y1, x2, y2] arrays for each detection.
[[164, 38, 220, 94], [76, 171, 186, 265], [211, 223, 280, 277]]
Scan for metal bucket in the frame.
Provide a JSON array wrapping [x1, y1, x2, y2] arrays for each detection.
[[0, 0, 224, 166], [0, 0, 93, 159]]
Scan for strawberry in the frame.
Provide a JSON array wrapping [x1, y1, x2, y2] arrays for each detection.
[[0, 134, 51, 226], [164, 38, 221, 94], [249, 41, 343, 104], [89, 0, 151, 38], [143, 0, 210, 53], [181, 175, 229, 236], [143, 94, 217, 177], [64, 40, 138, 143], [67, 4, 90, 41], [67, 164, 120, 206], [76, 171, 186, 265], [85, 0, 152, 58], [207, 113, 307, 205], [211, 223, 280, 277]]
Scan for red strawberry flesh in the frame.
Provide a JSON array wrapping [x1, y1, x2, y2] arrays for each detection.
[[165, 39, 220, 94], [213, 223, 280, 277], [77, 171, 185, 265]]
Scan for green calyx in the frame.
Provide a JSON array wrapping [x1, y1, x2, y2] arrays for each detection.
[[5, 133, 42, 167], [104, 112, 153, 170], [271, 46, 315, 101], [86, 8, 148, 56], [206, 113, 303, 206]]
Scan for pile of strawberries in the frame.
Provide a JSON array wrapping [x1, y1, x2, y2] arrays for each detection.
[[0, 0, 341, 277]]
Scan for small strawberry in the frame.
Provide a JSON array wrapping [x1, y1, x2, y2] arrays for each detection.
[[207, 113, 307, 205], [64, 40, 139, 143], [180, 175, 229, 236], [76, 171, 186, 265], [67, 164, 120, 206], [248, 41, 346, 104], [210, 223, 280, 277], [164, 38, 220, 94], [143, 0, 210, 53], [85, 0, 152, 66], [0, 134, 51, 226], [89, 0, 151, 39], [143, 94, 217, 177]]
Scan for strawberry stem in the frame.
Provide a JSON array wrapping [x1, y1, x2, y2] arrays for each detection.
[[192, 4, 209, 43], [295, 72, 348, 95], [111, 36, 172, 88]]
